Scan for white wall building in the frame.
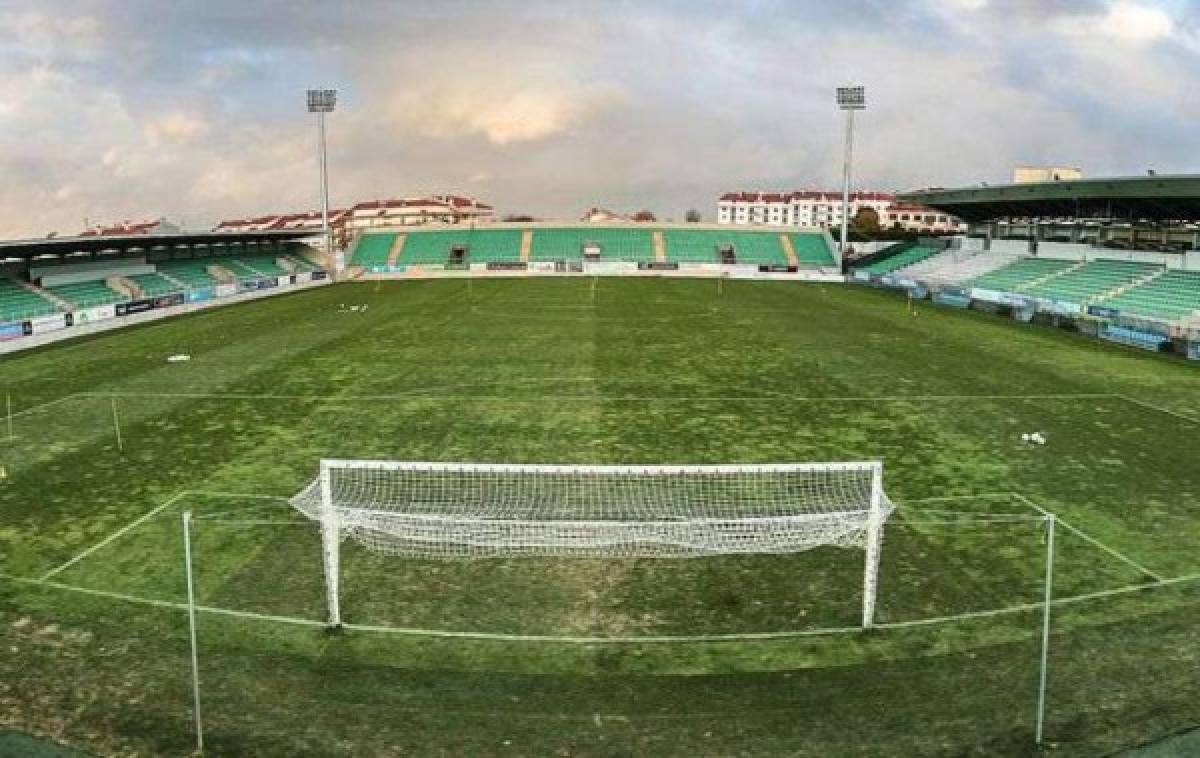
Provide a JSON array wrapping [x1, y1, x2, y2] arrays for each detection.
[[716, 190, 964, 233]]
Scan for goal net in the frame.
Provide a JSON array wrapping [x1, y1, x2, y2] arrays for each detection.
[[290, 460, 894, 629]]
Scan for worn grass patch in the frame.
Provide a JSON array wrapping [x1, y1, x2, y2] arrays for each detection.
[[2, 278, 1200, 755]]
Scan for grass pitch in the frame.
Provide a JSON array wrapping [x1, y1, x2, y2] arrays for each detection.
[[2, 277, 1200, 755]]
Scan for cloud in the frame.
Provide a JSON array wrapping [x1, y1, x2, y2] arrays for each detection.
[[0, 0, 1195, 235], [144, 112, 210, 145], [392, 82, 613, 145], [1099, 2, 1174, 42]]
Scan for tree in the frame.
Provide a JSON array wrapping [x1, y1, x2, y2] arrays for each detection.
[[685, 209, 701, 223], [632, 210, 657, 222], [852, 207, 880, 234]]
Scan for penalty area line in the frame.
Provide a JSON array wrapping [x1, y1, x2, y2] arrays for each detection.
[[5, 569, 1200, 645], [1114, 393, 1200, 427], [38, 491, 191, 582], [1011, 493, 1165, 582]]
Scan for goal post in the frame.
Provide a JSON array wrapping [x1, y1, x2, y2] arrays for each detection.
[[292, 460, 895, 631]]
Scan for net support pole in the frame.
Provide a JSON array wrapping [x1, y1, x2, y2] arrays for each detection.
[[318, 461, 342, 627], [1035, 514, 1056, 746], [181, 511, 204, 753], [5, 392, 12, 442], [861, 461, 885, 629]]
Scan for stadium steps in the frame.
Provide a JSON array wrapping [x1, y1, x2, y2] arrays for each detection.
[[128, 272, 182, 298], [349, 233, 397, 268], [45, 279, 129, 309], [386, 235, 406, 266], [910, 250, 1021, 286], [108, 276, 139, 298], [788, 233, 837, 267], [520, 230, 533, 262], [156, 270, 189, 289], [854, 244, 941, 275], [1105, 267, 1166, 299], [14, 277, 71, 309], [653, 231, 666, 262], [779, 234, 799, 267], [1096, 268, 1200, 322], [0, 278, 61, 321], [1018, 259, 1160, 304], [206, 263, 237, 283], [1016, 259, 1086, 290], [285, 255, 318, 273]]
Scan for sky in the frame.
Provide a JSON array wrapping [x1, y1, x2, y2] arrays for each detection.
[[0, 0, 1198, 237]]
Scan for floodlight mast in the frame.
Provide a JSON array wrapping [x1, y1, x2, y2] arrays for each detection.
[[836, 86, 865, 257], [306, 89, 337, 273]]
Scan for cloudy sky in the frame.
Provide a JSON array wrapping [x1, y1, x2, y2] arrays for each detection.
[[1, 0, 1198, 237]]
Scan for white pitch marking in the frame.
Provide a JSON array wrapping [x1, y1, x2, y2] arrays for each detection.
[[1115, 393, 1200, 427], [39, 491, 190, 581], [1011, 493, 1165, 582]]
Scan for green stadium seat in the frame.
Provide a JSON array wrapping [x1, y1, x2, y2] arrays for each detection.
[[44, 279, 128, 309], [0, 279, 59, 322], [662, 230, 789, 265], [967, 257, 1078, 291], [854, 244, 942, 275], [404, 229, 523, 264], [529, 228, 653, 262], [350, 233, 398, 267]]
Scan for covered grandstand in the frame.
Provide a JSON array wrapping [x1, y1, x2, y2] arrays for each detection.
[[849, 176, 1200, 359], [0, 229, 327, 352]]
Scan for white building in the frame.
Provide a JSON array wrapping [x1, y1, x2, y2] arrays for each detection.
[[716, 190, 964, 233], [216, 195, 493, 234]]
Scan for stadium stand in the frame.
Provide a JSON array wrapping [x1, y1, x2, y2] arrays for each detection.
[[787, 233, 837, 266], [231, 256, 288, 277], [403, 229, 523, 264], [350, 233, 398, 267], [44, 280, 128, 308], [286, 255, 318, 273], [156, 260, 220, 288], [966, 257, 1078, 291], [0, 279, 58, 321], [1096, 269, 1200, 322], [854, 244, 941, 275], [662, 230, 789, 265], [898, 249, 1022, 285], [128, 272, 181, 297], [1019, 259, 1160, 304], [530, 228, 654, 262]]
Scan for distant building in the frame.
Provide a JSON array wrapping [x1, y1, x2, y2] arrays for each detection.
[[215, 195, 493, 248], [716, 190, 964, 233], [880, 203, 966, 234], [1013, 166, 1082, 184], [580, 208, 629, 223]]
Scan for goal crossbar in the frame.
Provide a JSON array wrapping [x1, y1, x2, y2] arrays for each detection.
[[290, 459, 893, 629]]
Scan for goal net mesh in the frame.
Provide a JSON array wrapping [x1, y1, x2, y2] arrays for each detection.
[[289, 462, 894, 559]]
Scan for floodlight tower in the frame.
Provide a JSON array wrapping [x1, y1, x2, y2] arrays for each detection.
[[836, 86, 865, 255], [306, 88, 337, 271]]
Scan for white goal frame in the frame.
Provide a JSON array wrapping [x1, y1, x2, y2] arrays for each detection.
[[301, 459, 892, 631]]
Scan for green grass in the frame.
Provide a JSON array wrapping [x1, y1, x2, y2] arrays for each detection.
[[2, 278, 1200, 755]]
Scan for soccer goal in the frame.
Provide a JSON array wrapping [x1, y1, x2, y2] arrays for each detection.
[[289, 460, 895, 630]]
